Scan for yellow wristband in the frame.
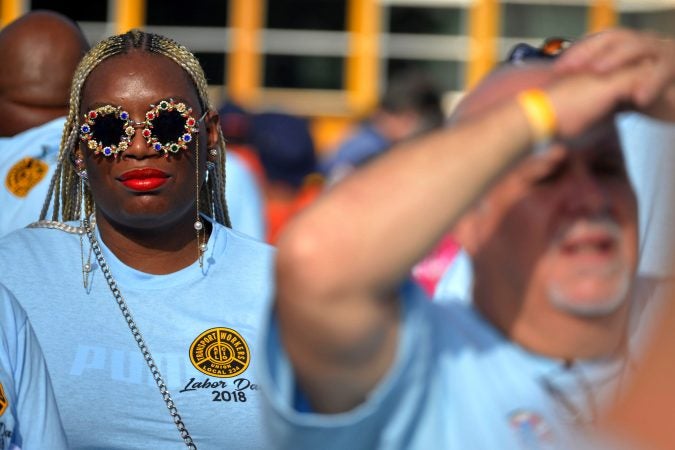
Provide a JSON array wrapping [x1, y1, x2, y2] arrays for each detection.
[[516, 89, 557, 147]]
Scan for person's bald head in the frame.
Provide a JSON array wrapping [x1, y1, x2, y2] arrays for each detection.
[[0, 10, 89, 136]]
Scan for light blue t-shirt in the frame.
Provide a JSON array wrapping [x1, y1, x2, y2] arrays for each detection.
[[0, 118, 266, 240], [433, 248, 472, 303], [261, 282, 628, 450], [0, 221, 274, 449], [617, 113, 675, 279], [0, 283, 68, 450], [0, 117, 63, 237], [225, 151, 266, 241]]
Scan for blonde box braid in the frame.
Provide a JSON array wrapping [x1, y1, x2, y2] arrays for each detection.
[[41, 29, 231, 227]]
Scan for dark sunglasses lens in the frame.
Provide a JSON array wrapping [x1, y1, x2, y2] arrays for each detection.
[[152, 109, 186, 144], [91, 114, 125, 147]]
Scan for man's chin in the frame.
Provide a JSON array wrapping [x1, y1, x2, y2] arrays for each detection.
[[546, 271, 631, 318]]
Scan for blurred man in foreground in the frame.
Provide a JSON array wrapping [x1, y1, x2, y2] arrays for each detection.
[[261, 29, 675, 449]]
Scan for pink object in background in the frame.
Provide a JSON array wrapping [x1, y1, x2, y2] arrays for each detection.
[[412, 233, 460, 296]]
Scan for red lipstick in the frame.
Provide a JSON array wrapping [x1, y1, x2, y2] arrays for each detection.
[[118, 168, 169, 191]]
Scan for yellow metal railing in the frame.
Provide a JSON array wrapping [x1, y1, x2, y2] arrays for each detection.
[[0, 0, 25, 27], [113, 0, 145, 34], [227, 0, 264, 107], [2, 0, 621, 100], [466, 0, 499, 89], [589, 0, 617, 32], [346, 0, 380, 114]]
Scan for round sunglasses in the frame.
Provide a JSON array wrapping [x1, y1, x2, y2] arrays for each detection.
[[79, 98, 206, 157]]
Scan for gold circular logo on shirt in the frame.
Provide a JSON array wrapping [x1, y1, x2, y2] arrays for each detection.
[[5, 157, 48, 197], [189, 327, 250, 378], [0, 382, 7, 416]]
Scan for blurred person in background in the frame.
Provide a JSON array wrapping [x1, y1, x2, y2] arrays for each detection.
[[214, 102, 266, 241], [222, 148, 266, 240], [250, 111, 322, 244], [322, 69, 451, 294], [320, 69, 445, 184], [219, 104, 320, 244], [0, 10, 89, 237], [218, 101, 263, 184]]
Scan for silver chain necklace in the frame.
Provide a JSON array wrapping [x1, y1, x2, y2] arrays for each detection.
[[82, 217, 197, 449]]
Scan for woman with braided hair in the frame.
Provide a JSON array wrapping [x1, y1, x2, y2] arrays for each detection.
[[0, 30, 274, 449]]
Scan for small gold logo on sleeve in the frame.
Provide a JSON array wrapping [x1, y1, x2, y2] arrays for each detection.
[[5, 157, 48, 197], [0, 382, 7, 416], [189, 328, 250, 378]]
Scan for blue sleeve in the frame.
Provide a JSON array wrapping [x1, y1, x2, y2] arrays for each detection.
[[258, 281, 434, 449], [1, 286, 68, 449], [225, 152, 266, 240], [320, 124, 390, 176], [433, 249, 473, 304], [618, 113, 675, 278]]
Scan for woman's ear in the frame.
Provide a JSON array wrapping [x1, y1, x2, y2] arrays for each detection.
[[204, 110, 221, 160]]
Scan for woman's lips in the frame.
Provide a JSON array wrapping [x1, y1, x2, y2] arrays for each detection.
[[118, 168, 169, 191]]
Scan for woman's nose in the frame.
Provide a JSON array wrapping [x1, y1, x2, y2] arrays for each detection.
[[122, 121, 156, 159]]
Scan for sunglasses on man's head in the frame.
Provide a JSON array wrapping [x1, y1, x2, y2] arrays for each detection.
[[506, 37, 573, 64], [79, 98, 205, 157]]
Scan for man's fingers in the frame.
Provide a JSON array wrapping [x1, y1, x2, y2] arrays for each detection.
[[555, 29, 625, 71], [590, 38, 657, 72], [547, 64, 648, 138], [556, 29, 661, 74]]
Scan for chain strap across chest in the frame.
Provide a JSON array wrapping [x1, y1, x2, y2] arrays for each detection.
[[83, 217, 197, 449]]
